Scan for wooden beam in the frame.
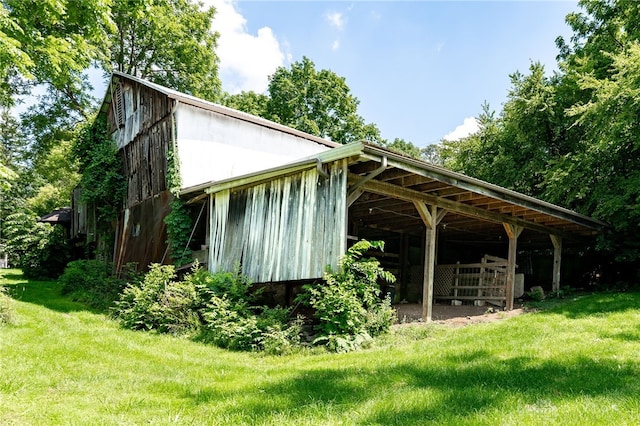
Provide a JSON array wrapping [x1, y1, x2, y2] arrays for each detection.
[[346, 189, 363, 207], [354, 174, 567, 237], [413, 201, 434, 229], [348, 156, 387, 193], [550, 235, 562, 292], [436, 209, 448, 225], [503, 223, 523, 311]]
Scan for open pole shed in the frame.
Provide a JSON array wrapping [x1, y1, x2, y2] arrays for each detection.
[[184, 142, 606, 321]]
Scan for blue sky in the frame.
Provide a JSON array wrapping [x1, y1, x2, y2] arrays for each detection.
[[207, 0, 580, 147]]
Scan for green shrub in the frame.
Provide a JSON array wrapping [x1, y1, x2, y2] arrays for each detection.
[[259, 316, 304, 356], [59, 260, 127, 310], [4, 212, 71, 279], [113, 263, 300, 351], [297, 240, 396, 352], [200, 294, 262, 350], [113, 264, 203, 335], [198, 267, 297, 352], [527, 286, 545, 301], [193, 263, 259, 306]]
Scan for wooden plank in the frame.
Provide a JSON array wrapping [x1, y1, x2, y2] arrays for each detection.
[[436, 296, 507, 301], [413, 201, 434, 229], [450, 285, 507, 290]]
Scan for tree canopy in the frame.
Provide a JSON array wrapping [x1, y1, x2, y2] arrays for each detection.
[[265, 57, 383, 145], [439, 0, 640, 269], [0, 0, 221, 275], [109, 0, 221, 102]]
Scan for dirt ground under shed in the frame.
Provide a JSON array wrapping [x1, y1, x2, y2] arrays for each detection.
[[394, 302, 526, 327]]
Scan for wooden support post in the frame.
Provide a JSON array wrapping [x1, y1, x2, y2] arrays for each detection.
[[478, 256, 486, 299], [550, 235, 562, 293], [454, 261, 460, 299], [422, 216, 437, 322], [414, 202, 446, 322], [400, 233, 410, 302], [503, 223, 523, 311]]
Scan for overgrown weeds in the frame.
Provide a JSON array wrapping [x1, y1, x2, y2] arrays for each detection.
[[112, 263, 303, 354], [58, 259, 130, 311], [0, 284, 15, 325], [111, 240, 397, 353]]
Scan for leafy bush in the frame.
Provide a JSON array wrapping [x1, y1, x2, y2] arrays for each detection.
[[527, 286, 545, 301], [3, 211, 71, 279], [297, 240, 396, 352], [113, 264, 203, 335], [197, 266, 298, 353], [113, 263, 301, 353], [259, 315, 304, 356], [59, 260, 128, 310]]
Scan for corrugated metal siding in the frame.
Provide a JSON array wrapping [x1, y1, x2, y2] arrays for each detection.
[[209, 160, 347, 282]]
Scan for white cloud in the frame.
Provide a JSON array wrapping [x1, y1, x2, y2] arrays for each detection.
[[205, 0, 286, 94], [332, 40, 341, 51], [326, 12, 345, 30], [443, 117, 480, 141]]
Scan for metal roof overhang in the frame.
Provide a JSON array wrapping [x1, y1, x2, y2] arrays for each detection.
[[187, 141, 606, 248], [349, 143, 606, 247]]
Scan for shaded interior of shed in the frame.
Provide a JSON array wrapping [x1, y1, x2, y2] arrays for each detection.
[[346, 155, 600, 303]]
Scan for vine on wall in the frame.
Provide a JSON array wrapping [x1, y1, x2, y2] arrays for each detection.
[[73, 115, 127, 257], [165, 136, 193, 266], [74, 115, 126, 226]]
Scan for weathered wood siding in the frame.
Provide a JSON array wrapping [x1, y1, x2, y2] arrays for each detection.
[[120, 117, 170, 206], [209, 160, 347, 282], [114, 190, 172, 273], [108, 80, 171, 207]]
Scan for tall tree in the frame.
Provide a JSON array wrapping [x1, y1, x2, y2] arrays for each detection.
[[0, 0, 112, 109], [222, 91, 269, 117], [440, 0, 640, 271], [266, 57, 383, 144], [385, 138, 422, 160], [109, 0, 221, 102]]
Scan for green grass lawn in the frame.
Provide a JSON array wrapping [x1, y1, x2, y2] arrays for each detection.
[[2, 268, 640, 425]]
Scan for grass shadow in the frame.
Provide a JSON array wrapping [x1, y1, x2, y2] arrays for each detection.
[[2, 271, 98, 314], [0, 272, 26, 281], [535, 292, 640, 319], [174, 348, 639, 424]]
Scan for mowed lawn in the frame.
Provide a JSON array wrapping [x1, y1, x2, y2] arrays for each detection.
[[2, 269, 640, 425]]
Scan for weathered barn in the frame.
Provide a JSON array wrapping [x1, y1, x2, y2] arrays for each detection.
[[79, 72, 606, 321]]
